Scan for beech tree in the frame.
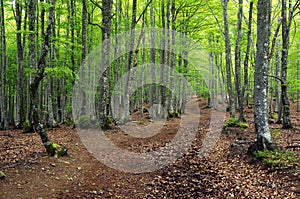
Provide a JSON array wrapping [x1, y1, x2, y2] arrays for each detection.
[[222, 0, 235, 118], [0, 0, 7, 130], [29, 0, 56, 155], [253, 0, 274, 150], [279, 0, 300, 129]]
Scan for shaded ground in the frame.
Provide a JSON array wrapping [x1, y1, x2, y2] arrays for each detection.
[[0, 99, 299, 198]]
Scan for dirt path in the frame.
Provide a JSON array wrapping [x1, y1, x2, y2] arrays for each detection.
[[0, 99, 299, 198]]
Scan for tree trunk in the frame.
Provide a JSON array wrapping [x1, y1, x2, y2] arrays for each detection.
[[222, 0, 235, 118], [239, 1, 253, 122], [298, 48, 300, 112], [158, 0, 166, 119], [98, 0, 113, 128], [235, 0, 243, 121], [168, 0, 176, 116], [80, 0, 87, 116], [29, 0, 56, 155], [149, 5, 156, 119], [275, 17, 281, 115], [253, 0, 273, 151], [0, 0, 7, 130], [280, 0, 292, 129], [14, 0, 25, 128]]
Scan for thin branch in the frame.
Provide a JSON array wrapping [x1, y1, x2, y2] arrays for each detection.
[[135, 0, 153, 24], [206, 0, 223, 36], [268, 18, 282, 61], [87, 11, 102, 30], [89, 0, 102, 11], [268, 75, 284, 84]]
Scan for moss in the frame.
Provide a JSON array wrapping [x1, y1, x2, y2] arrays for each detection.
[[224, 118, 248, 129]]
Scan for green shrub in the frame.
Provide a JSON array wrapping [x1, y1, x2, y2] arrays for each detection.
[[254, 149, 299, 168], [75, 115, 91, 129], [23, 120, 32, 132], [223, 118, 248, 129]]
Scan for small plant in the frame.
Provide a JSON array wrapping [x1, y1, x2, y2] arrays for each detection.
[[22, 120, 32, 132], [271, 131, 281, 135], [223, 118, 248, 128], [75, 115, 91, 129], [65, 119, 74, 126], [269, 113, 278, 120], [254, 149, 300, 168]]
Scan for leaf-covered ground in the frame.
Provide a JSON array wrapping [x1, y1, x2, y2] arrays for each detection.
[[0, 100, 299, 198]]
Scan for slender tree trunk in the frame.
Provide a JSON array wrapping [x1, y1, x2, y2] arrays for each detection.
[[27, 0, 38, 127], [235, 0, 243, 120], [222, 0, 235, 118], [98, 0, 113, 128], [168, 0, 176, 116], [47, 42, 57, 127], [0, 0, 7, 130], [14, 0, 25, 128], [29, 0, 56, 155], [275, 17, 281, 115], [253, 0, 273, 151], [280, 0, 292, 129], [158, 0, 166, 119], [112, 0, 122, 121], [297, 45, 300, 112], [149, 5, 156, 119], [239, 1, 253, 122], [70, 0, 75, 86], [80, 0, 87, 116]]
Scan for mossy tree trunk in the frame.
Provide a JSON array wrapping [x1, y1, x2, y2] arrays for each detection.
[[29, 0, 56, 155]]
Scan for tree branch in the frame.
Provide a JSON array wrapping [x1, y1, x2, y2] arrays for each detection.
[[268, 75, 284, 84], [268, 18, 282, 61], [90, 0, 102, 11], [135, 0, 153, 24]]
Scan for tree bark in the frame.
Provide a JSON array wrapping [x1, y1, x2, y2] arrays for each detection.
[[0, 0, 7, 130], [29, 0, 56, 155], [239, 1, 253, 122], [298, 48, 300, 112], [168, 0, 176, 116], [280, 0, 292, 129], [275, 17, 281, 115], [98, 0, 113, 128], [235, 0, 243, 121], [149, 5, 156, 119], [253, 0, 273, 151], [158, 0, 166, 119], [80, 0, 87, 116], [14, 0, 25, 128], [222, 0, 235, 118]]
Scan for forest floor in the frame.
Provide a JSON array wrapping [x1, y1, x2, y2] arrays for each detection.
[[0, 99, 299, 198]]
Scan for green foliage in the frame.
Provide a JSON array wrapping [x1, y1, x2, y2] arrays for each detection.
[[269, 113, 278, 120], [271, 131, 281, 135], [48, 143, 58, 156], [44, 66, 73, 79], [223, 118, 249, 128], [65, 119, 74, 126], [75, 115, 91, 129], [254, 149, 299, 168], [57, 147, 68, 157], [22, 120, 31, 132]]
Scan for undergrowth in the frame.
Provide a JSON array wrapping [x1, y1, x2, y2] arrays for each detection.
[[254, 149, 299, 168], [223, 118, 248, 129]]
